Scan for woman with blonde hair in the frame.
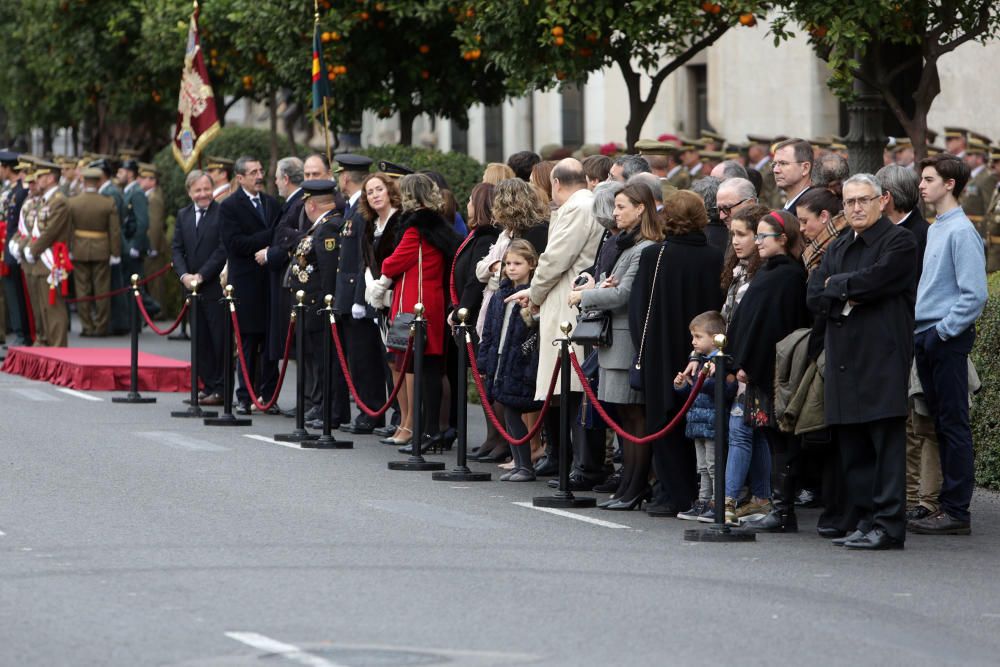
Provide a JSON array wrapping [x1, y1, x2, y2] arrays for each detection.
[[482, 162, 515, 185]]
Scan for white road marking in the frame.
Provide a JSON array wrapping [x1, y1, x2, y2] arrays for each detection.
[[9, 388, 60, 402], [225, 632, 347, 667], [512, 501, 631, 529], [243, 434, 306, 450], [981, 613, 1000, 619], [55, 387, 103, 401], [134, 431, 229, 452], [0, 529, 5, 536]]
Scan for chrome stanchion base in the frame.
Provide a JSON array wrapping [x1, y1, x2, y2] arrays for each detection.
[[684, 524, 757, 543]]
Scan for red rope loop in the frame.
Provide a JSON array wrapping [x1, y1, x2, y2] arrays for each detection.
[[230, 309, 295, 412], [568, 349, 706, 444], [465, 339, 559, 446], [329, 319, 412, 418], [65, 262, 176, 304], [134, 292, 189, 336]]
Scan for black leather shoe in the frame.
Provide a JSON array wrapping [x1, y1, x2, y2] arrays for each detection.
[[235, 402, 252, 415], [593, 471, 621, 494], [372, 425, 397, 437], [744, 510, 798, 533], [645, 502, 679, 518], [908, 511, 971, 535], [264, 404, 282, 416], [832, 529, 866, 546], [905, 505, 933, 522], [281, 408, 296, 418], [477, 445, 510, 463], [546, 474, 598, 492], [533, 457, 559, 476], [341, 419, 379, 434], [303, 406, 321, 422], [844, 527, 904, 550], [817, 526, 847, 539]]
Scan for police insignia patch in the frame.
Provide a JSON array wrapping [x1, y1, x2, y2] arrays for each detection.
[[324, 238, 336, 251]]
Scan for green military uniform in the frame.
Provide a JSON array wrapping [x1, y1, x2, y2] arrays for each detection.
[[142, 167, 170, 315], [69, 172, 121, 336], [97, 175, 130, 334], [121, 179, 150, 284], [20, 163, 71, 347], [666, 164, 690, 190], [634, 139, 682, 200], [985, 179, 1000, 273], [961, 165, 997, 242]]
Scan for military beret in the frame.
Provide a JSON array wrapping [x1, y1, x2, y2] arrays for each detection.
[[0, 150, 18, 166], [138, 162, 158, 177], [334, 153, 373, 174], [82, 167, 104, 180], [378, 160, 413, 178], [204, 156, 234, 171], [301, 179, 338, 198], [634, 139, 677, 156]]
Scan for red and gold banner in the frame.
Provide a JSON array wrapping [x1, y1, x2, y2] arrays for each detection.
[[172, 1, 220, 173]]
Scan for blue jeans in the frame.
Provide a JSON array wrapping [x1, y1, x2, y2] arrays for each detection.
[[725, 415, 772, 500]]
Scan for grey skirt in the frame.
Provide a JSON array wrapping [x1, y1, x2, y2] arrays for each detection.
[[597, 367, 644, 405]]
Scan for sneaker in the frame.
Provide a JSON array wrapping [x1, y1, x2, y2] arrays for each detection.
[[697, 502, 716, 523], [724, 497, 738, 525], [734, 497, 772, 521], [677, 500, 707, 521]]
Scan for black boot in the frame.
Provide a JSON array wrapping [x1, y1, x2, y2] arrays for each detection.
[[745, 467, 798, 533]]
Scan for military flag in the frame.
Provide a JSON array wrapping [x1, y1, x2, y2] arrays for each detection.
[[172, 0, 220, 173]]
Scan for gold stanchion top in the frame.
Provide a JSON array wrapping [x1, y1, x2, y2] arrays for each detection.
[[295, 290, 305, 305], [414, 302, 425, 317], [224, 284, 234, 298], [713, 333, 727, 351], [560, 321, 573, 336], [457, 307, 469, 324], [130, 273, 139, 288], [324, 294, 333, 307], [190, 278, 200, 293]]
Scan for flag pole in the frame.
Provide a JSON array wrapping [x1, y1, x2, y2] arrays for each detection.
[[314, 0, 332, 167]]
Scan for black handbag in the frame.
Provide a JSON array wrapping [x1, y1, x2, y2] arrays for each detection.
[[386, 240, 422, 352], [571, 309, 612, 347], [629, 245, 664, 391]]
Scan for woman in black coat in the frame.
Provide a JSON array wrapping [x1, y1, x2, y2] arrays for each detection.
[[449, 183, 500, 327], [727, 209, 811, 532], [628, 191, 725, 516]]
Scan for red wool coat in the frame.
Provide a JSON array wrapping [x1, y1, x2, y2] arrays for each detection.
[[381, 226, 447, 356]]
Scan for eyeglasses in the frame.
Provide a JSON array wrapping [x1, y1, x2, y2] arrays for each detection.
[[843, 195, 880, 209], [773, 160, 805, 169], [718, 197, 752, 216], [754, 232, 783, 242]]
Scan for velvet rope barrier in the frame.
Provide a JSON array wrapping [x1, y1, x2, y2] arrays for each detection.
[[569, 349, 706, 444], [230, 309, 295, 412], [65, 261, 176, 304], [134, 292, 189, 336], [329, 319, 412, 418], [466, 339, 560, 446]]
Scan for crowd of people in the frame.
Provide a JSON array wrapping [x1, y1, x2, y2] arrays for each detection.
[[1, 127, 996, 549]]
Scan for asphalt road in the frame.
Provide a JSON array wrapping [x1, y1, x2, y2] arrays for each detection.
[[2, 324, 1000, 666]]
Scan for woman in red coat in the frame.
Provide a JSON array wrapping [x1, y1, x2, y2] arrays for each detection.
[[372, 174, 460, 453]]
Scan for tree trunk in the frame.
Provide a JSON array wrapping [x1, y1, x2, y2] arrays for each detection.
[[399, 108, 415, 146], [267, 91, 279, 197]]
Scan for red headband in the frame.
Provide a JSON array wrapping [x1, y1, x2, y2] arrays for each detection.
[[769, 211, 785, 229]]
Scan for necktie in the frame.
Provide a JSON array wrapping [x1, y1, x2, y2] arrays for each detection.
[[251, 196, 264, 221], [195, 208, 205, 228]]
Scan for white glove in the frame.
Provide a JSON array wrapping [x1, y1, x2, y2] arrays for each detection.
[[351, 303, 366, 319], [23, 246, 34, 264], [366, 275, 392, 308], [8, 239, 21, 262], [129, 247, 141, 259], [109, 255, 121, 266], [147, 249, 158, 258]]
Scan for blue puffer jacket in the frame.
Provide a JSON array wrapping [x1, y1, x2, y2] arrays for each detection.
[[676, 361, 739, 440], [476, 279, 542, 410]]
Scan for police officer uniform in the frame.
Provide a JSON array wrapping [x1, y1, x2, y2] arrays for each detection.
[[69, 168, 121, 336], [140, 163, 171, 316], [91, 158, 130, 334], [205, 156, 234, 203], [2, 155, 32, 344], [290, 180, 351, 427]]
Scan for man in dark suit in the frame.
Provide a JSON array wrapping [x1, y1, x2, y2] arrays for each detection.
[[334, 154, 386, 434], [255, 156, 306, 415], [172, 170, 228, 403], [773, 138, 815, 212], [219, 155, 279, 414], [807, 174, 918, 550], [877, 164, 930, 274]]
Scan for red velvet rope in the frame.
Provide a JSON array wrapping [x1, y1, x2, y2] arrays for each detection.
[[329, 319, 412, 418], [465, 339, 559, 446], [230, 309, 295, 412], [65, 262, 176, 304], [135, 292, 190, 336], [568, 349, 706, 444]]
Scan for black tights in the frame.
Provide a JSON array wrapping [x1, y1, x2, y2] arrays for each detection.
[[613, 404, 649, 501], [409, 354, 444, 437]]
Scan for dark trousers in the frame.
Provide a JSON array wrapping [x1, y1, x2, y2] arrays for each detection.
[[304, 325, 350, 423], [235, 331, 277, 406], [914, 326, 975, 522], [651, 414, 698, 510], [194, 296, 225, 396], [836, 416, 907, 540], [2, 267, 30, 341], [341, 316, 386, 425]]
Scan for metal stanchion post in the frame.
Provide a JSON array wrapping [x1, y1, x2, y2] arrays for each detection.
[[172, 280, 217, 418], [204, 285, 251, 426], [433, 308, 490, 482], [389, 303, 445, 471], [112, 274, 156, 404], [534, 322, 595, 508], [685, 334, 755, 543], [275, 290, 318, 442], [304, 294, 353, 449]]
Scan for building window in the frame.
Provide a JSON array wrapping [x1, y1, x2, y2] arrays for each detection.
[[451, 120, 468, 155], [484, 104, 503, 162], [561, 84, 584, 150], [688, 64, 709, 137]]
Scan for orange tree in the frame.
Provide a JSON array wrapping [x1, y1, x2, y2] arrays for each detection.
[[441, 0, 773, 150]]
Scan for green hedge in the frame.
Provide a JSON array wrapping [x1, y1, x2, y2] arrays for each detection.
[[972, 272, 1000, 491], [357, 145, 484, 210]]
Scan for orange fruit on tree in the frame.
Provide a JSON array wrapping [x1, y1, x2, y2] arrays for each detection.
[[554, 35, 565, 46], [419, 44, 430, 54], [421, 70, 430, 79], [551, 26, 564, 37], [738, 13, 756, 26]]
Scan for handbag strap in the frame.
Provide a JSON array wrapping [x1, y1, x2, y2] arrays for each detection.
[[635, 245, 665, 369], [395, 234, 425, 316]]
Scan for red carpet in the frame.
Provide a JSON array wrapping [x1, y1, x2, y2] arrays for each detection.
[[1, 347, 192, 392]]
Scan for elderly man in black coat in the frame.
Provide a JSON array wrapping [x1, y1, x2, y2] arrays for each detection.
[[807, 173, 918, 550]]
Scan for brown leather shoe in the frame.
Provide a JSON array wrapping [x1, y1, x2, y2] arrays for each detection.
[[199, 393, 224, 406], [908, 510, 971, 535]]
